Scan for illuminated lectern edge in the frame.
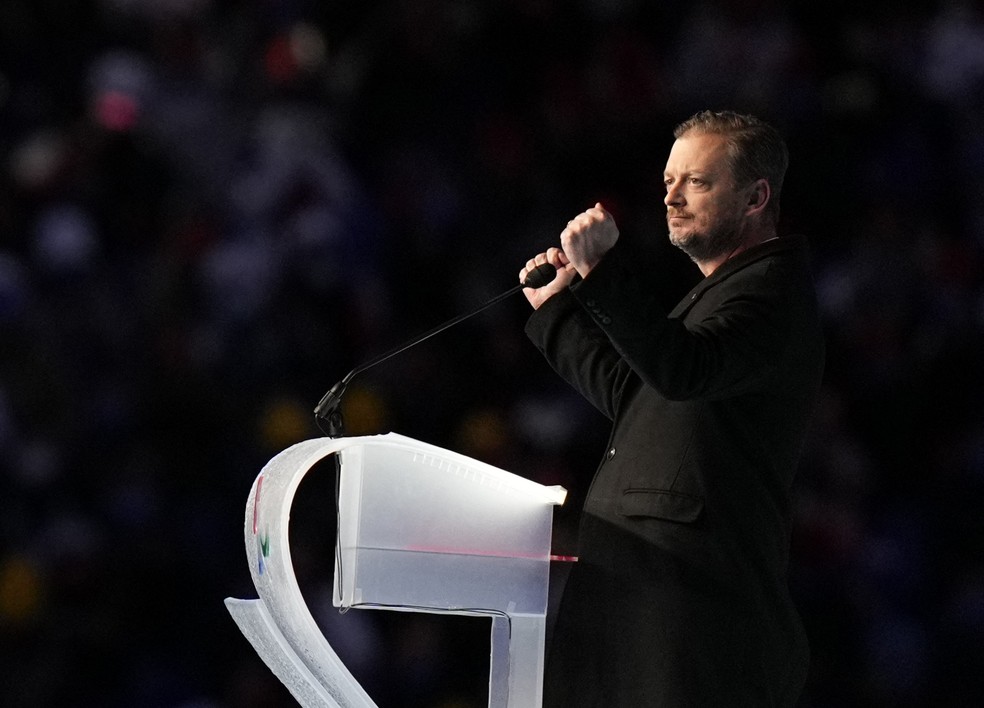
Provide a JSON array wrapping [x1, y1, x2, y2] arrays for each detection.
[[366, 432, 567, 507], [225, 432, 567, 708]]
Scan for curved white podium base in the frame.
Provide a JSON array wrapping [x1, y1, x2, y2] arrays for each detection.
[[226, 598, 374, 707]]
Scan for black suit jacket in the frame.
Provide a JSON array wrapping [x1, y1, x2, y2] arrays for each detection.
[[526, 235, 825, 707]]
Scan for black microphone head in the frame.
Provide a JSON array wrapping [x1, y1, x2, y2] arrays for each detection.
[[523, 263, 557, 289]]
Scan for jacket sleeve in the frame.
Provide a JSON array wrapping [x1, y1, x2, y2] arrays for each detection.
[[563, 242, 796, 402], [525, 286, 633, 420]]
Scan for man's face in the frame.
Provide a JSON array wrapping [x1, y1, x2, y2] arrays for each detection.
[[663, 133, 748, 263]]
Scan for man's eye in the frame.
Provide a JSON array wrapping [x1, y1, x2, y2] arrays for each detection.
[[689, 177, 704, 185]]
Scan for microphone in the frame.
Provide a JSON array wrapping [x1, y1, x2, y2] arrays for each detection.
[[518, 262, 557, 289], [314, 262, 557, 437]]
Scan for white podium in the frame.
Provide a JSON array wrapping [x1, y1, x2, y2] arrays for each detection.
[[225, 433, 567, 707]]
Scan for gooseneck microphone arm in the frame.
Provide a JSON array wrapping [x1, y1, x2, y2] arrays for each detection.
[[314, 262, 557, 437]]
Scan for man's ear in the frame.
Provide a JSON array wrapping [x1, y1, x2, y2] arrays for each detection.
[[745, 178, 771, 217]]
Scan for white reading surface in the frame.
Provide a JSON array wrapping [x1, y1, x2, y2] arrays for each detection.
[[225, 433, 566, 707]]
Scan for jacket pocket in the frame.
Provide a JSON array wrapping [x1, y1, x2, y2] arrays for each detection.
[[618, 489, 704, 523]]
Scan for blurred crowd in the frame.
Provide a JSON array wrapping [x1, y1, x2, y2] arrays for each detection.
[[1, 0, 983, 706]]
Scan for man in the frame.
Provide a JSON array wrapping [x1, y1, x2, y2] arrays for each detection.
[[519, 111, 824, 706]]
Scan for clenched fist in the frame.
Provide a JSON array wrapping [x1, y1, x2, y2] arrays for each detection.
[[519, 247, 576, 310], [561, 202, 619, 278]]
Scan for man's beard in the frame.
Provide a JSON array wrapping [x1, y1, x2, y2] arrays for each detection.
[[669, 215, 744, 263]]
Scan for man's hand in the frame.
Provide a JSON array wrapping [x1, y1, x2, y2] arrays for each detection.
[[519, 247, 577, 310], [561, 202, 619, 279]]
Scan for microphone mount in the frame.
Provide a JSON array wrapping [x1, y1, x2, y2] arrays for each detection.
[[314, 263, 557, 437]]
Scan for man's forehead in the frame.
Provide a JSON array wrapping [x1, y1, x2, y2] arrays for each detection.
[[664, 133, 730, 174]]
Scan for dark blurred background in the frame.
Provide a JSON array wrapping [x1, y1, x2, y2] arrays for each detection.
[[2, 0, 983, 706]]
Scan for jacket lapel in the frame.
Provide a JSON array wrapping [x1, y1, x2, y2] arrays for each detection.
[[668, 236, 805, 319]]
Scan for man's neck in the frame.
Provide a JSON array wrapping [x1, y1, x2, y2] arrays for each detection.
[[697, 231, 777, 277]]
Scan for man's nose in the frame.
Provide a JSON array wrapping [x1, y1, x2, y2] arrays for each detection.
[[664, 184, 684, 207]]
